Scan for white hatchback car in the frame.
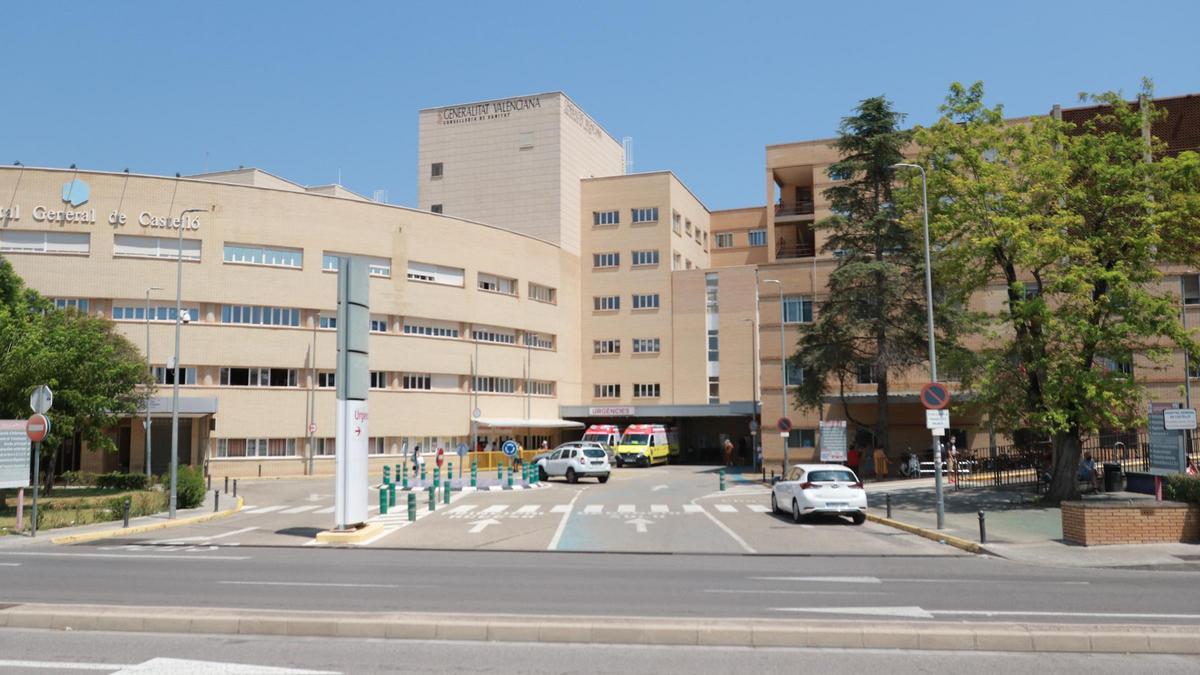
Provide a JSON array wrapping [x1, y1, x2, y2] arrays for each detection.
[[771, 464, 867, 525], [537, 442, 611, 483]]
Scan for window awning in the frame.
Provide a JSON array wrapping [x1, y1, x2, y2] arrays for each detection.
[[475, 417, 585, 429]]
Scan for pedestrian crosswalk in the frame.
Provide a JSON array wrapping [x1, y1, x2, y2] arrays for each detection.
[[240, 501, 777, 519]]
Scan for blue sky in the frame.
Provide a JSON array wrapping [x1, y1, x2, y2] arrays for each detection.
[[4, 1, 1197, 210]]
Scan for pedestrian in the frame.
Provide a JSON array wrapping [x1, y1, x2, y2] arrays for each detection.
[[1078, 451, 1099, 491], [723, 438, 734, 467], [947, 438, 958, 484], [411, 443, 421, 474]]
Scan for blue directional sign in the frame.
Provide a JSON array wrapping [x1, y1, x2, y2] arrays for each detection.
[[501, 440, 518, 457], [456, 443, 468, 457]]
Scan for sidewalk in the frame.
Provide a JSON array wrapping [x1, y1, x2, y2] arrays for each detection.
[[865, 481, 1200, 568], [0, 489, 231, 548]]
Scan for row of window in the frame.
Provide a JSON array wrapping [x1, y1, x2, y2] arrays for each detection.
[[593, 383, 661, 399], [161, 367, 557, 395], [592, 294, 661, 311], [711, 230, 767, 249], [592, 338, 661, 355], [592, 250, 661, 269], [406, 260, 557, 305], [591, 209, 708, 249]]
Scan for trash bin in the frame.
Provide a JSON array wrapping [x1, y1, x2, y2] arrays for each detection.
[[1103, 462, 1122, 492]]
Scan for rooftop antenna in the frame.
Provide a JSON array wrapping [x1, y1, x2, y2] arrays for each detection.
[[622, 137, 633, 174], [337, 168, 342, 186], [372, 189, 388, 203]]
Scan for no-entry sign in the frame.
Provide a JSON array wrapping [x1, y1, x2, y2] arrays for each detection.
[[26, 414, 50, 443], [920, 382, 950, 410]]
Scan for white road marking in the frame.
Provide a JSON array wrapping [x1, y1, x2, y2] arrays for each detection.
[[627, 517, 651, 533], [749, 576, 881, 584], [447, 504, 477, 515], [546, 488, 583, 551], [584, 504, 604, 514], [747, 504, 771, 513], [0, 660, 128, 671], [652, 484, 669, 491], [617, 504, 636, 514], [936, 610, 1200, 620], [682, 504, 705, 514], [279, 505, 320, 514], [714, 504, 737, 513], [243, 505, 285, 514], [514, 505, 541, 515], [313, 506, 335, 514], [219, 580, 399, 588], [650, 504, 669, 513], [705, 589, 891, 596], [481, 505, 508, 515], [772, 606, 935, 619], [1, 552, 249, 561], [0, 562, 21, 566], [693, 501, 756, 554], [550, 504, 572, 513], [468, 518, 501, 534]]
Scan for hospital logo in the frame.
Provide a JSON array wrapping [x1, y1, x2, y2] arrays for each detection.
[[62, 178, 90, 207]]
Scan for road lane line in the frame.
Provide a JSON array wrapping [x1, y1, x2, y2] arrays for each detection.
[[1, 552, 250, 561], [749, 576, 882, 584], [0, 563, 20, 566], [617, 504, 636, 514], [714, 504, 737, 513], [694, 502, 755, 553], [219, 580, 400, 588], [243, 505, 286, 514], [650, 504, 669, 513], [0, 659, 129, 671], [747, 504, 771, 513], [547, 489, 583, 551], [705, 589, 891, 596], [279, 505, 320, 514], [514, 505, 541, 515], [481, 505, 509, 515], [314, 506, 335, 514], [583, 504, 604, 514], [682, 504, 704, 514]]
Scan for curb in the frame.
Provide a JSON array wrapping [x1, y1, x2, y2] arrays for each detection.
[[0, 603, 1197, 654], [314, 522, 385, 544], [50, 497, 245, 546], [866, 512, 988, 554]]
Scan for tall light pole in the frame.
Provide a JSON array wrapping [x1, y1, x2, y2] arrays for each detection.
[[170, 206, 206, 519], [891, 162, 943, 529], [743, 317, 759, 467], [763, 278, 786, 473], [144, 286, 163, 480]]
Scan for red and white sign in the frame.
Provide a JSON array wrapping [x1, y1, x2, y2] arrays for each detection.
[[26, 414, 49, 443], [588, 406, 635, 417], [308, 422, 317, 435], [436, 447, 445, 468]]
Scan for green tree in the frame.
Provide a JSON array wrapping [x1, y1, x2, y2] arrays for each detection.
[[0, 257, 154, 494], [914, 81, 1200, 503], [792, 97, 940, 455]]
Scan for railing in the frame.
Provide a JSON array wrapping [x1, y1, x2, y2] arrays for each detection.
[[775, 202, 815, 217], [776, 242, 816, 259]]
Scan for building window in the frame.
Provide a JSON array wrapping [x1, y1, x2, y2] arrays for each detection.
[[317, 372, 335, 388], [705, 273, 719, 312], [593, 295, 620, 311], [631, 250, 659, 267], [113, 304, 198, 322], [319, 314, 337, 330], [632, 207, 659, 224], [431, 162, 443, 178], [672, 252, 681, 270], [478, 272, 518, 295], [529, 283, 556, 304], [215, 438, 297, 458], [321, 253, 392, 278], [672, 211, 681, 234], [524, 332, 554, 350], [402, 373, 431, 390], [632, 293, 660, 310], [152, 366, 196, 386], [431, 204, 443, 214], [221, 305, 301, 327], [518, 131, 534, 149], [472, 327, 517, 345], [789, 429, 817, 448], [407, 261, 464, 286], [370, 316, 389, 333], [223, 243, 302, 269], [748, 230, 767, 247], [856, 363, 878, 384], [632, 338, 660, 354], [593, 210, 619, 226], [2, 230, 91, 255], [594, 339, 620, 355], [403, 321, 459, 338], [707, 329, 719, 362], [593, 252, 620, 269], [1096, 356, 1133, 376], [367, 437, 387, 455], [370, 371, 389, 389], [786, 360, 806, 386], [685, 219, 692, 235], [708, 376, 719, 404], [111, 234, 193, 260], [1184, 274, 1200, 305], [473, 376, 515, 393], [782, 296, 813, 324], [527, 380, 555, 396], [715, 232, 733, 249], [702, 230, 709, 249], [593, 384, 621, 399], [219, 367, 298, 387], [633, 383, 660, 398]]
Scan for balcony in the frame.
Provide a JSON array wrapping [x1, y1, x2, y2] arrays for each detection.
[[776, 241, 816, 259], [774, 201, 815, 220]]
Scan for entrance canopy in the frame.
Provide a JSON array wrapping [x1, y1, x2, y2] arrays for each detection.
[[125, 396, 219, 418], [475, 417, 584, 429]]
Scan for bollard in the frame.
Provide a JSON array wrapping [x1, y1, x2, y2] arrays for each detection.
[[379, 487, 388, 515], [471, 461, 477, 488], [383, 465, 391, 486], [407, 491, 416, 522], [389, 483, 396, 508], [207, 474, 212, 490], [497, 461, 503, 480], [719, 468, 726, 491], [421, 466, 427, 484], [886, 493, 892, 519], [434, 467, 441, 490], [233, 479, 238, 498], [428, 485, 436, 512], [402, 465, 409, 490], [123, 497, 131, 528], [214, 490, 220, 513], [224, 476, 229, 493], [978, 510, 987, 544], [447, 461, 453, 489], [762, 467, 766, 483], [258, 464, 262, 478], [444, 477, 451, 505], [507, 464, 513, 489]]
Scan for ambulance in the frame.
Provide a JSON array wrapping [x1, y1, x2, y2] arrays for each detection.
[[581, 424, 623, 465], [615, 424, 678, 467]]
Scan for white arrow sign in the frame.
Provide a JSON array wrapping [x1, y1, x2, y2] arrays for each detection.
[[626, 517, 651, 533], [468, 518, 501, 534]]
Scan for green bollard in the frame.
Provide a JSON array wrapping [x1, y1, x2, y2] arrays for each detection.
[[497, 461, 502, 479], [402, 463, 409, 490], [388, 483, 396, 508], [471, 461, 477, 488], [421, 465, 427, 484], [507, 464, 513, 489], [719, 468, 726, 492], [407, 492, 416, 522], [379, 487, 388, 515], [447, 461, 453, 488], [428, 484, 435, 512], [434, 467, 441, 489], [444, 477, 451, 505], [383, 465, 391, 486]]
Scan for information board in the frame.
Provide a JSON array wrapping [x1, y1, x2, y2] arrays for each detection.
[[0, 420, 32, 489], [819, 420, 848, 463], [1148, 411, 1187, 476]]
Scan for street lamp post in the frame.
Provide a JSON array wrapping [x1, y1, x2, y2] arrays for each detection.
[[169, 207, 206, 519], [144, 286, 163, 480], [763, 278, 786, 473], [891, 162, 944, 529], [743, 318, 759, 467]]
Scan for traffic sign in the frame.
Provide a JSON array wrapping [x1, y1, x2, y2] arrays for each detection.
[[1163, 408, 1197, 431], [749, 420, 759, 433], [777, 417, 793, 433], [920, 382, 950, 410], [501, 440, 519, 457], [29, 385, 52, 414], [472, 407, 482, 419], [308, 422, 317, 435], [925, 409, 950, 431], [26, 414, 50, 443], [436, 447, 445, 468], [456, 443, 468, 457]]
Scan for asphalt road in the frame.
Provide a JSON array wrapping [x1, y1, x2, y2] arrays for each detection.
[[3, 628, 1198, 674]]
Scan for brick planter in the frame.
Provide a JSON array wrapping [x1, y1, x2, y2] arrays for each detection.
[[1062, 500, 1200, 546]]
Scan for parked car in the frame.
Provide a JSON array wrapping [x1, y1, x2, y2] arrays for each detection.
[[537, 442, 611, 483], [770, 464, 867, 525]]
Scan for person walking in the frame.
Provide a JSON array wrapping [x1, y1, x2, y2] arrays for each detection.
[[723, 438, 734, 467]]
